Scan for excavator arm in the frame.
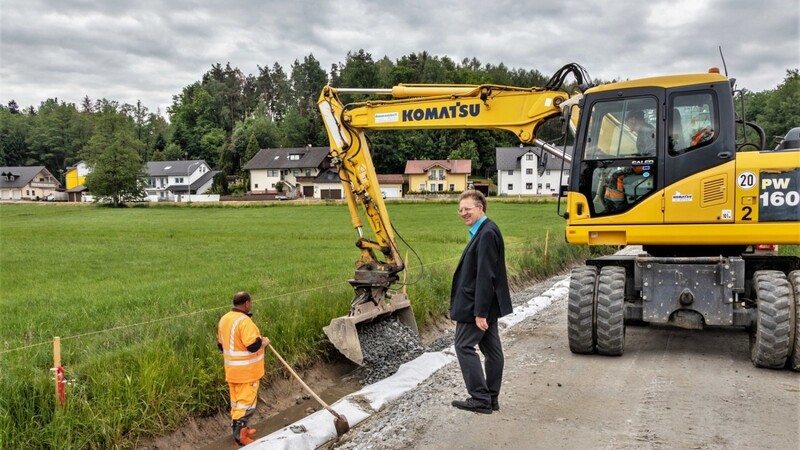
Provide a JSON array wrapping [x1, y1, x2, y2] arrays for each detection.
[[317, 64, 589, 364]]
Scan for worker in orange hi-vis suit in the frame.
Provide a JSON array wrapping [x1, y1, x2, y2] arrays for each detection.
[[217, 291, 268, 446]]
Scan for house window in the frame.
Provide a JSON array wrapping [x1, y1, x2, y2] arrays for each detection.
[[419, 183, 425, 191], [546, 183, 551, 190], [526, 183, 533, 190], [176, 177, 184, 183], [305, 169, 312, 176], [507, 184, 513, 190], [546, 170, 551, 175], [429, 169, 445, 180], [288, 154, 301, 160], [268, 170, 279, 177], [526, 154, 534, 160], [526, 168, 533, 175], [537, 183, 542, 190], [255, 184, 259, 189], [293, 169, 300, 176], [507, 170, 513, 175], [449, 184, 455, 191]]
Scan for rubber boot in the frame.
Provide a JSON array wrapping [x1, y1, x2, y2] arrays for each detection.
[[232, 420, 256, 446]]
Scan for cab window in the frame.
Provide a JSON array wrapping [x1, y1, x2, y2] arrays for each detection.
[[581, 97, 657, 215], [669, 92, 716, 156], [583, 98, 657, 160]]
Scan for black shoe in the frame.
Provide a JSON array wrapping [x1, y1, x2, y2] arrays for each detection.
[[491, 399, 499, 411], [452, 398, 492, 414]]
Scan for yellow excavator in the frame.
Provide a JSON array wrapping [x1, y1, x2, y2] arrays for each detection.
[[318, 63, 800, 370]]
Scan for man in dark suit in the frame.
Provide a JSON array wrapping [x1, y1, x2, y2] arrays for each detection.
[[450, 190, 513, 414]]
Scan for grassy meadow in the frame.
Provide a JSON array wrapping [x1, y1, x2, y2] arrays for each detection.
[[0, 200, 604, 449]]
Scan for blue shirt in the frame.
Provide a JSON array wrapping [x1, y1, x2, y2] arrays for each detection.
[[469, 216, 488, 239]]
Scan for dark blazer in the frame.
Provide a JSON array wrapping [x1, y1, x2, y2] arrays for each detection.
[[449, 218, 512, 323]]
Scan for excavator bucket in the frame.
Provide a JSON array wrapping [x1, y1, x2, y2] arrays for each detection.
[[323, 293, 417, 365]]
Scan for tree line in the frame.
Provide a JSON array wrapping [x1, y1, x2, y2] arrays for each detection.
[[1, 50, 797, 195]]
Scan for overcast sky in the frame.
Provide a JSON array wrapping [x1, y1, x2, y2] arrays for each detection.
[[1, 0, 798, 115]]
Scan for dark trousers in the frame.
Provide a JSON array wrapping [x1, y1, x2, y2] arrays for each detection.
[[454, 320, 504, 405]]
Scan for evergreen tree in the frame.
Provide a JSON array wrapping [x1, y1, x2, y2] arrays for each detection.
[[83, 104, 147, 206]]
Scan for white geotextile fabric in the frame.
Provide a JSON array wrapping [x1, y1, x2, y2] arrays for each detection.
[[248, 275, 574, 449]]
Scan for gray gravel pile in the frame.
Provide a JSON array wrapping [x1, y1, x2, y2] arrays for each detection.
[[357, 317, 425, 385], [424, 329, 455, 353]]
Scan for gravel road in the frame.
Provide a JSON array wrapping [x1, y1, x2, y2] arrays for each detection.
[[327, 274, 800, 450]]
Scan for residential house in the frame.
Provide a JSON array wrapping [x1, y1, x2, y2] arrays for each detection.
[[376, 174, 405, 198], [306, 170, 405, 200], [243, 146, 331, 198], [496, 146, 572, 196], [64, 160, 90, 202], [0, 166, 60, 201], [405, 159, 471, 193], [313, 168, 343, 199], [145, 160, 216, 202]]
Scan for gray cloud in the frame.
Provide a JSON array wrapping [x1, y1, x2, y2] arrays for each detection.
[[1, 0, 797, 114]]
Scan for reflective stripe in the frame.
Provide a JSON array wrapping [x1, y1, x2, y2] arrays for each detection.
[[228, 315, 248, 353], [224, 353, 264, 366], [223, 349, 253, 357], [231, 400, 257, 410]]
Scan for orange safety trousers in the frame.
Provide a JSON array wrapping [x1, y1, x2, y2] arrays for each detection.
[[229, 380, 259, 421]]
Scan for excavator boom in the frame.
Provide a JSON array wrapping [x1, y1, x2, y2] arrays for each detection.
[[317, 64, 588, 364]]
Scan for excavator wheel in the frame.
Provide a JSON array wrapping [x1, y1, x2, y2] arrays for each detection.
[[749, 271, 792, 369], [596, 266, 626, 356], [787, 271, 800, 371], [568, 266, 597, 354]]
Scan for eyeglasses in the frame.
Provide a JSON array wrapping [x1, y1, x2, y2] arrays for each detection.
[[458, 205, 480, 214]]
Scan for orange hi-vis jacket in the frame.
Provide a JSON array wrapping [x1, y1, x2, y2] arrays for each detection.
[[218, 310, 265, 383]]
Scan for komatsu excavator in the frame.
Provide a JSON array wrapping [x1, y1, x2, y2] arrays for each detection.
[[318, 63, 800, 370]]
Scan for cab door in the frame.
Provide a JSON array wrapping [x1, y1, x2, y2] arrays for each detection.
[[663, 84, 736, 223], [571, 88, 664, 223]]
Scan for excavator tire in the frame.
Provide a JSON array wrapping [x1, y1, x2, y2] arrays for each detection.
[[788, 271, 800, 371], [568, 266, 597, 354], [596, 266, 626, 356], [749, 270, 792, 369]]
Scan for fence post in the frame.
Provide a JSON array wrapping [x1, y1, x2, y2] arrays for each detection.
[[53, 337, 65, 409], [544, 230, 549, 264]]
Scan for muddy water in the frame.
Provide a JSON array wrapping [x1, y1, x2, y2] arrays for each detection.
[[200, 376, 362, 450]]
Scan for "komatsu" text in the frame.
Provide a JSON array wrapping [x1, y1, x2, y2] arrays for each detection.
[[402, 102, 480, 122]]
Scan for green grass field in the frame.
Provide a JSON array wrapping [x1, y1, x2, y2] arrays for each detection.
[[0, 200, 601, 449]]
